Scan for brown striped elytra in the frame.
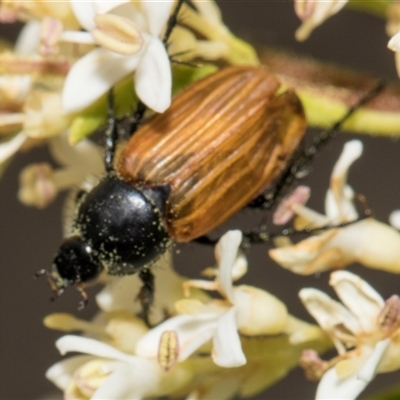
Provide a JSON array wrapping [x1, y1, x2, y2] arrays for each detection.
[[118, 66, 307, 241]]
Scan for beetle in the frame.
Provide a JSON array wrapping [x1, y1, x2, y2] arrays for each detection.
[[40, 65, 307, 321]]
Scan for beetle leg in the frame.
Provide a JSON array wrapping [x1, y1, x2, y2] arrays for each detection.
[[162, 0, 186, 48], [242, 200, 373, 248], [104, 89, 119, 173], [193, 235, 218, 245], [77, 284, 89, 311], [137, 268, 155, 327], [128, 0, 186, 135], [196, 195, 372, 248], [248, 80, 385, 212]]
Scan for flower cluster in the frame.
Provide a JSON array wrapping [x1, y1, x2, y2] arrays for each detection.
[[294, 0, 400, 81], [0, 0, 257, 204], [300, 270, 400, 400], [270, 140, 400, 275], [45, 231, 330, 400]]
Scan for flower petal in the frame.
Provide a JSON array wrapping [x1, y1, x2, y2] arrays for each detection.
[[299, 288, 361, 341], [91, 361, 152, 400], [48, 132, 103, 172], [389, 210, 400, 230], [388, 31, 400, 53], [0, 131, 26, 165], [316, 366, 369, 400], [212, 307, 246, 367], [62, 47, 140, 113], [134, 37, 171, 113], [46, 355, 94, 390], [56, 335, 135, 363], [330, 271, 384, 333], [269, 229, 344, 275], [15, 20, 41, 55], [141, 0, 174, 37], [234, 285, 288, 336], [215, 230, 243, 303], [327, 140, 362, 222], [69, 0, 97, 31], [96, 253, 186, 325], [357, 339, 391, 383], [295, 0, 348, 41], [136, 314, 218, 362]]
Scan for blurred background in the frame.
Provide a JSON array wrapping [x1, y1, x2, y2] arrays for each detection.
[[0, 1, 399, 399]]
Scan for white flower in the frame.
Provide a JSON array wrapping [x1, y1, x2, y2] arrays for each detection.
[[46, 335, 194, 400], [136, 230, 288, 368], [45, 232, 330, 400], [17, 132, 103, 208], [0, 89, 71, 174], [61, 0, 174, 114], [95, 251, 208, 326], [294, 0, 348, 41], [299, 270, 400, 400], [168, 0, 258, 66], [269, 140, 400, 274]]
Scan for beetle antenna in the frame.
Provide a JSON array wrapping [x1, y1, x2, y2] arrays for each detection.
[[249, 79, 386, 211]]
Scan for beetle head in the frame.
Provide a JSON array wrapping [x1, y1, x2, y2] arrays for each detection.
[[47, 236, 102, 298]]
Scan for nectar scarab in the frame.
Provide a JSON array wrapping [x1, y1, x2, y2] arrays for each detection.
[[41, 66, 307, 320], [39, 64, 382, 323]]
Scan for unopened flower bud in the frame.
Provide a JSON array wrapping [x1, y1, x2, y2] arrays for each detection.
[[300, 349, 327, 381], [18, 163, 56, 208]]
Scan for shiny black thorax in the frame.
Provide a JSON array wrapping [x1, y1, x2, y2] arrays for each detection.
[[53, 175, 171, 286]]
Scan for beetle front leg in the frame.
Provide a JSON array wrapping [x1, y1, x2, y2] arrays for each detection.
[[104, 89, 119, 173], [137, 268, 155, 327]]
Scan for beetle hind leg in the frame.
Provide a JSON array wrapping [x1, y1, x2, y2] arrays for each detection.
[[248, 80, 385, 213]]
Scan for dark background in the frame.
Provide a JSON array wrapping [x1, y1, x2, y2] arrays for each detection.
[[1, 2, 399, 399]]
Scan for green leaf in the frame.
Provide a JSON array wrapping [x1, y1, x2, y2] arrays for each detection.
[[172, 63, 218, 94]]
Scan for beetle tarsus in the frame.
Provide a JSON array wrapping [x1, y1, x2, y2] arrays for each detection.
[[137, 268, 155, 327], [77, 285, 89, 311]]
